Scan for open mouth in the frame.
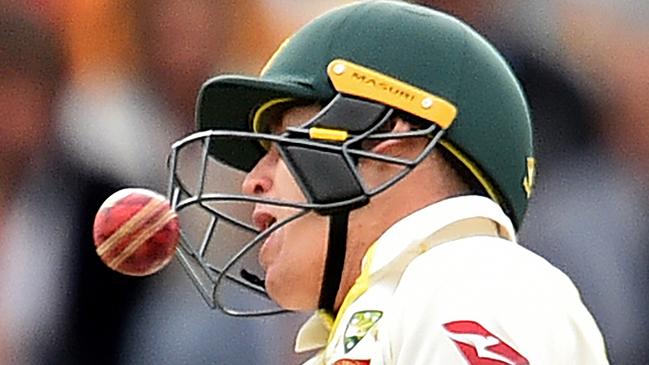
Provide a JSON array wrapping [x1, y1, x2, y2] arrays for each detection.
[[252, 210, 278, 232], [266, 217, 277, 230], [252, 209, 281, 270], [233, 211, 278, 290]]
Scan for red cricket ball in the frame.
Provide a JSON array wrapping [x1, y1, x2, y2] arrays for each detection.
[[93, 188, 180, 276]]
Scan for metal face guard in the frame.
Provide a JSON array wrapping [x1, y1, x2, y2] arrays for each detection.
[[166, 95, 445, 316]]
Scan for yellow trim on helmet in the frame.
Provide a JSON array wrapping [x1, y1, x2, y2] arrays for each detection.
[[260, 36, 293, 76], [251, 97, 296, 150], [309, 127, 349, 142], [327, 59, 457, 129], [252, 97, 296, 133], [523, 156, 536, 199], [438, 139, 501, 205]]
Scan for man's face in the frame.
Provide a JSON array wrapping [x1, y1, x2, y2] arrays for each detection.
[[241, 105, 328, 310], [240, 104, 435, 311]]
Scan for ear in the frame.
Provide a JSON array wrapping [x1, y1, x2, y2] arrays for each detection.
[[370, 117, 414, 155]]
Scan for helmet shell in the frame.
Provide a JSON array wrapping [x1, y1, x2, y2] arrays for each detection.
[[197, 0, 534, 228]]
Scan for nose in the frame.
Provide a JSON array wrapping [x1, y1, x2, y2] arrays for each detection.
[[241, 152, 276, 196]]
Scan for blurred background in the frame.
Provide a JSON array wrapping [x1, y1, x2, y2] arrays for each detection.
[[0, 0, 647, 364]]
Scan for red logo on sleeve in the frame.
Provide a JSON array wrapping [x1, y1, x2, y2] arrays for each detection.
[[333, 360, 370, 365], [443, 321, 529, 365]]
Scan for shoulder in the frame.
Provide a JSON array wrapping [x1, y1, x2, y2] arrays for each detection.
[[400, 236, 579, 304], [381, 237, 608, 364]]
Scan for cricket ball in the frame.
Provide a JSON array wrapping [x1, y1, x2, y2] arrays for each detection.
[[93, 188, 180, 276]]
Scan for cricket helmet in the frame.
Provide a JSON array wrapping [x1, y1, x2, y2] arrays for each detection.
[[169, 0, 534, 316]]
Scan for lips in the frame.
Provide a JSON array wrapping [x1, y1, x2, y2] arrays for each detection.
[[252, 209, 280, 270], [252, 210, 277, 232]]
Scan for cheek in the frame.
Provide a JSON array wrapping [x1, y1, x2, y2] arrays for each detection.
[[265, 213, 329, 310], [274, 159, 307, 203]]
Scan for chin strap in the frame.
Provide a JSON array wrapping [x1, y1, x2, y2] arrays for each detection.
[[318, 211, 350, 312]]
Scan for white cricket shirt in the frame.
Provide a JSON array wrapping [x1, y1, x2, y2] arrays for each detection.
[[296, 195, 609, 365]]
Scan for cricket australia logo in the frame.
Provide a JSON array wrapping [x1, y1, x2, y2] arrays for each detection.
[[343, 310, 383, 353], [444, 320, 529, 365]]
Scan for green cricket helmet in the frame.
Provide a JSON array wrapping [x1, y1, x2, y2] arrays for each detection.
[[169, 0, 534, 316]]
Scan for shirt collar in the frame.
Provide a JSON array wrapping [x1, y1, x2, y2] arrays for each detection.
[[366, 195, 515, 278], [295, 195, 516, 353]]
